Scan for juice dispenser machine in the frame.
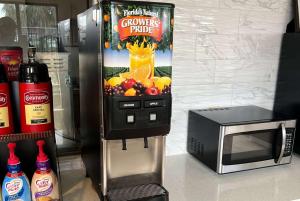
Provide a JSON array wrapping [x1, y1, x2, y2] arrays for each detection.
[[77, 1, 174, 200]]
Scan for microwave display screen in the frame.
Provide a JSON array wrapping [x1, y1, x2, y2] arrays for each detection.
[[223, 130, 276, 165]]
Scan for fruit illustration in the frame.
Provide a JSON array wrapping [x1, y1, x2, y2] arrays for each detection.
[[125, 88, 136, 96], [122, 79, 136, 90], [162, 85, 171, 94], [145, 87, 159, 96], [154, 77, 172, 91], [108, 77, 125, 87], [133, 82, 146, 96], [104, 86, 113, 96], [104, 79, 109, 87], [112, 85, 125, 96], [120, 72, 133, 79], [126, 42, 131, 49], [105, 41, 110, 48], [154, 78, 165, 91], [118, 43, 122, 50], [142, 79, 154, 88], [105, 76, 171, 96], [102, 5, 174, 97], [104, 14, 110, 22], [114, 25, 119, 32], [161, 77, 172, 86]]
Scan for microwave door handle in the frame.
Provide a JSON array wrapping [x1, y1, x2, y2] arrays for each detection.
[[276, 123, 287, 164]]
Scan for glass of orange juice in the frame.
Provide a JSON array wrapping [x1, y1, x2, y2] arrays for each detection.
[[128, 42, 155, 82]]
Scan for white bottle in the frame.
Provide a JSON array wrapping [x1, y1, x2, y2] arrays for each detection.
[[31, 140, 59, 201]]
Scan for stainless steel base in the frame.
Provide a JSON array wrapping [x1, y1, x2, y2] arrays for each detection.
[[101, 136, 166, 195]]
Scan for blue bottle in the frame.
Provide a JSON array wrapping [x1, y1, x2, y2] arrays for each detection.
[[2, 143, 31, 201]]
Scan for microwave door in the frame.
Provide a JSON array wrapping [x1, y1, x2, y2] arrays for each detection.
[[274, 123, 287, 164], [222, 129, 279, 165]]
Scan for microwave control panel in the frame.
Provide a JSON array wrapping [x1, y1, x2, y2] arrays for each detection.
[[284, 128, 295, 157]]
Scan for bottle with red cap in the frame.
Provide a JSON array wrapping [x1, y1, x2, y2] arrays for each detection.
[[0, 63, 14, 135], [2, 143, 31, 201], [31, 140, 59, 201]]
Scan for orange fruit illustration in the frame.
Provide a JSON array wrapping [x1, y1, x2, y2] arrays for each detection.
[[126, 42, 131, 49], [132, 65, 152, 83], [104, 15, 110, 22], [142, 79, 154, 88], [105, 41, 110, 48], [153, 43, 158, 49], [171, 18, 174, 26], [125, 88, 136, 96]]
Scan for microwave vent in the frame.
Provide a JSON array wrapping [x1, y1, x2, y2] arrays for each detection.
[[188, 137, 203, 156]]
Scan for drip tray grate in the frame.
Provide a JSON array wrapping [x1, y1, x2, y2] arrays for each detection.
[[107, 184, 168, 201]]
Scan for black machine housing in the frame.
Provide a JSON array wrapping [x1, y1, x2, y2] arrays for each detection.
[[78, 1, 174, 200]]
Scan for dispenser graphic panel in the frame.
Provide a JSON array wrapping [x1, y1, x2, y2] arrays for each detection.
[[0, 47, 23, 81], [103, 2, 174, 97]]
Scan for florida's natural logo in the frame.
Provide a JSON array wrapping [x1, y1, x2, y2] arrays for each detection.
[[118, 16, 162, 41]]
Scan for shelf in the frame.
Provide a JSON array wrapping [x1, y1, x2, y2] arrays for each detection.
[[0, 130, 55, 143]]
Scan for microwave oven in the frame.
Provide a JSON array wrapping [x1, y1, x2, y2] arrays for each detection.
[[187, 106, 297, 174]]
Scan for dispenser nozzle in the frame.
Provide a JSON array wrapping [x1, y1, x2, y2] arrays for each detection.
[[122, 139, 127, 151], [7, 143, 20, 165], [144, 138, 149, 149], [36, 140, 48, 162]]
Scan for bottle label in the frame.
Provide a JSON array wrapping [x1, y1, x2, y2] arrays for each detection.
[[36, 160, 50, 171], [7, 164, 21, 174], [24, 91, 51, 125], [4, 178, 24, 200], [34, 176, 53, 199], [0, 93, 9, 128]]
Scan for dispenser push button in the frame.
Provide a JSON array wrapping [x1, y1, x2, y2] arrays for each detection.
[[127, 114, 135, 124], [150, 113, 157, 121]]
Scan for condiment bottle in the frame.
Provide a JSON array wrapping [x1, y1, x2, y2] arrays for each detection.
[[31, 140, 59, 201], [0, 63, 14, 135], [19, 47, 54, 133], [2, 143, 31, 201]]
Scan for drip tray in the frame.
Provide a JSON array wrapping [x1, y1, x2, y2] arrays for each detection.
[[106, 184, 169, 201]]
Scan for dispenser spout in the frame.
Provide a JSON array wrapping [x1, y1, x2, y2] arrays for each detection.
[[144, 137, 149, 149], [122, 139, 127, 151], [8, 143, 20, 165], [36, 140, 48, 162]]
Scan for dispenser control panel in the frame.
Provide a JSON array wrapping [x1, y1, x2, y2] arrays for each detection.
[[104, 96, 172, 140]]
